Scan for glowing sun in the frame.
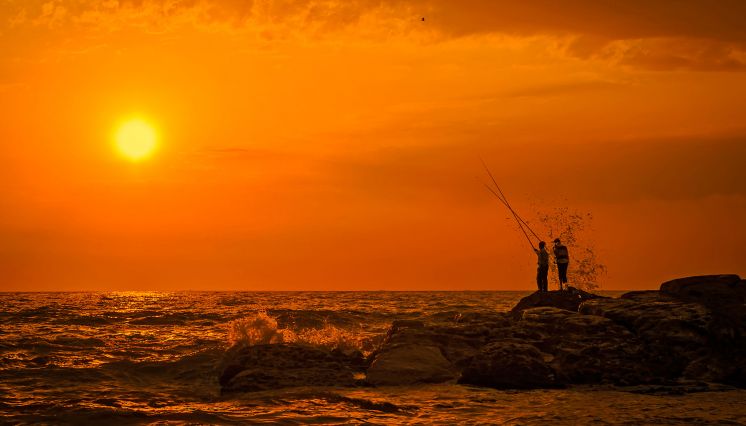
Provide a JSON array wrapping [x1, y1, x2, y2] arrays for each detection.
[[115, 119, 158, 161]]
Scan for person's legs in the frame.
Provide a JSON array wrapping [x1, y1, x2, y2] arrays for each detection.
[[542, 269, 548, 292], [558, 263, 568, 286], [538, 265, 548, 292]]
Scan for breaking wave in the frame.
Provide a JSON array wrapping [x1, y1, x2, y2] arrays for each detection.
[[228, 312, 366, 353]]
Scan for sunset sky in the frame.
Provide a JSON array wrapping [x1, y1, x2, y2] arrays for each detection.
[[1, 1, 745, 291]]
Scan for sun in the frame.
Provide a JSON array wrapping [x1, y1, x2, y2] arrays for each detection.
[[114, 119, 158, 161]]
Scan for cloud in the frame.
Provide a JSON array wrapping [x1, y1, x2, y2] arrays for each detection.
[[597, 38, 746, 72], [5, 1, 746, 71]]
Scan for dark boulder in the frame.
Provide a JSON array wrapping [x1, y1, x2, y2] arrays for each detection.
[[683, 352, 746, 387], [459, 341, 558, 389], [368, 314, 512, 372], [620, 290, 676, 302], [366, 344, 458, 386], [659, 275, 746, 346], [219, 343, 363, 393], [511, 287, 607, 315], [660, 274, 745, 306], [514, 307, 655, 385], [579, 295, 740, 380], [364, 317, 500, 385]]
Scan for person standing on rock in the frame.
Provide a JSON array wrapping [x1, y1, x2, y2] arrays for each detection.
[[553, 238, 570, 290], [534, 241, 549, 292]]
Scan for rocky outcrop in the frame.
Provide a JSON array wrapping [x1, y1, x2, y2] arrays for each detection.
[[660, 274, 745, 306], [510, 286, 606, 315], [218, 274, 746, 393], [583, 297, 716, 372], [371, 274, 746, 390]]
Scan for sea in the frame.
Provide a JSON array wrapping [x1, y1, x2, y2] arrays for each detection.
[[1, 291, 745, 425]]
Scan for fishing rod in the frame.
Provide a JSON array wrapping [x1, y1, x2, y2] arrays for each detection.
[[480, 158, 541, 241], [479, 157, 542, 242], [482, 182, 536, 250], [481, 181, 540, 241]]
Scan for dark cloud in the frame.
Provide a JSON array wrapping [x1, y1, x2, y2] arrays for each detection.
[[425, 1, 746, 42], [424, 0, 746, 71], [5, 1, 746, 71]]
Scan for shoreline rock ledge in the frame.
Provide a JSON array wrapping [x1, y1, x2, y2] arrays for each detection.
[[219, 274, 746, 393]]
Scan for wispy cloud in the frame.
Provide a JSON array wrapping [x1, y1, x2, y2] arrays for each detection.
[[5, 1, 746, 71]]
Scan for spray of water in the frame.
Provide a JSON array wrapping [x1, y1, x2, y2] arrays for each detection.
[[228, 312, 364, 352], [536, 207, 607, 291]]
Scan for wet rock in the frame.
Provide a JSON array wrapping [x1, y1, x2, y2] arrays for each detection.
[[373, 274, 745, 390], [514, 307, 654, 385], [219, 343, 361, 393], [659, 275, 746, 347], [366, 344, 458, 386], [459, 342, 557, 389], [217, 274, 746, 393], [579, 297, 713, 378], [511, 287, 607, 315], [368, 315, 508, 372], [683, 352, 746, 387]]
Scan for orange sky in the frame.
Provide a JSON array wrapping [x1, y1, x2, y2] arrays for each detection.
[[1, 1, 745, 291]]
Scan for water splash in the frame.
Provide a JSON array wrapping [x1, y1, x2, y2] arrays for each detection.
[[227, 312, 364, 352], [227, 312, 290, 346]]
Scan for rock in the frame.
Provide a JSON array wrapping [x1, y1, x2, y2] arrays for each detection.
[[511, 287, 607, 315], [514, 307, 654, 385], [459, 341, 558, 389], [366, 344, 458, 386], [219, 344, 361, 393], [218, 274, 746, 393], [389, 319, 425, 330], [619, 290, 675, 302], [683, 352, 746, 387], [660, 274, 745, 306], [579, 297, 718, 379], [368, 313, 510, 371], [659, 275, 746, 346]]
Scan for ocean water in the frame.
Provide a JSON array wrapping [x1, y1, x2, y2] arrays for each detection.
[[1, 291, 744, 425]]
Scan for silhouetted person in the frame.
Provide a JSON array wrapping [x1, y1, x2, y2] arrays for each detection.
[[534, 241, 549, 292], [553, 238, 570, 290]]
